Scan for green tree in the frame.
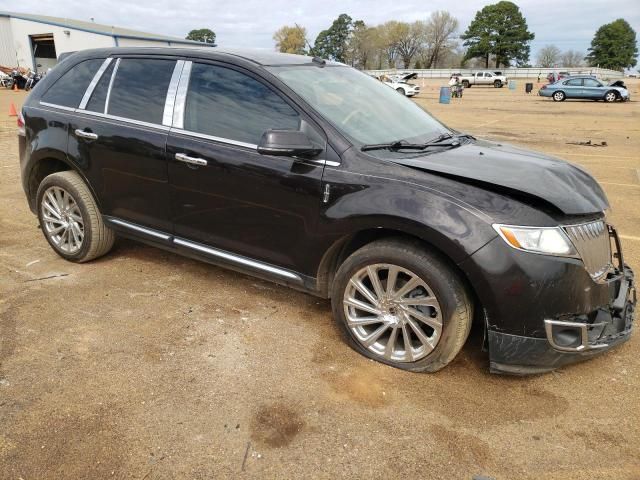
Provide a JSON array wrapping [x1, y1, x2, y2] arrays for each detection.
[[586, 19, 638, 70], [273, 25, 308, 54], [186, 28, 216, 44], [461, 1, 534, 68], [311, 14, 353, 62]]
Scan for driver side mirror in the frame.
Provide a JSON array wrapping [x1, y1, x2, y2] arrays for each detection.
[[257, 129, 322, 158]]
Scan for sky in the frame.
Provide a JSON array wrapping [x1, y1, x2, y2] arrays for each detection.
[[5, 0, 640, 63]]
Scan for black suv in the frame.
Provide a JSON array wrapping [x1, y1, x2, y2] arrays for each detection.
[[18, 48, 636, 374]]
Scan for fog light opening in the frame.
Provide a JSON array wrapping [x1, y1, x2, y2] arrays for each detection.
[[553, 328, 581, 348]]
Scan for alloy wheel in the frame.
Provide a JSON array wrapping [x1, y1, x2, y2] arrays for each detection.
[[605, 92, 616, 102], [343, 263, 442, 363], [41, 186, 85, 254]]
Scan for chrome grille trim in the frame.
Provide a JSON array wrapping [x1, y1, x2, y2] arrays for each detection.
[[563, 220, 612, 280]]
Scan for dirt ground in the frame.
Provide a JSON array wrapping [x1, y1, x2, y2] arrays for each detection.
[[1, 79, 639, 480]]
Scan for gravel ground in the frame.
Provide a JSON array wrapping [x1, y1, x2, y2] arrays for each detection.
[[1, 79, 639, 480]]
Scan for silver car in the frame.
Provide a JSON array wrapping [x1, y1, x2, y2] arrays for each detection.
[[539, 76, 630, 102]]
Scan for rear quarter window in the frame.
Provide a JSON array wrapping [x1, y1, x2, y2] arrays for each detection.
[[41, 59, 104, 108]]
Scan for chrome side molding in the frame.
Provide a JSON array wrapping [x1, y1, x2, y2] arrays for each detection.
[[107, 218, 171, 241], [173, 238, 300, 281], [107, 217, 301, 282]]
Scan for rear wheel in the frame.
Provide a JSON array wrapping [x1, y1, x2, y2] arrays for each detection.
[[462, 80, 470, 88], [604, 90, 618, 103], [553, 91, 566, 102], [36, 171, 115, 263], [331, 239, 473, 373]]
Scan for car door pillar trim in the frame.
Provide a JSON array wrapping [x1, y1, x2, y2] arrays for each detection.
[[163, 60, 185, 127], [104, 58, 121, 114], [172, 61, 192, 129], [78, 57, 113, 110]]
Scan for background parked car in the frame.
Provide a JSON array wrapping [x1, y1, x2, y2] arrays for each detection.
[[539, 76, 630, 102], [459, 71, 507, 88], [381, 72, 420, 96]]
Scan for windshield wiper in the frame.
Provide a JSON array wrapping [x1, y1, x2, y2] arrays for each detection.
[[361, 133, 461, 153]]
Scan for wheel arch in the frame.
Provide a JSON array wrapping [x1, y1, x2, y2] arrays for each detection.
[[315, 225, 481, 308], [25, 155, 98, 214]]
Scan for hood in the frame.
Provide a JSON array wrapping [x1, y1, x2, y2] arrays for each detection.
[[391, 140, 609, 215], [395, 72, 418, 81]]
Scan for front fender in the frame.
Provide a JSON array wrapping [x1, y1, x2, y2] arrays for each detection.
[[319, 166, 497, 265]]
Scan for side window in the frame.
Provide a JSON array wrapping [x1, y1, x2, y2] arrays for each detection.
[[85, 61, 115, 113], [583, 78, 601, 88], [565, 78, 582, 86], [107, 59, 176, 123], [486, 73, 493, 78], [41, 59, 104, 108], [184, 63, 300, 145]]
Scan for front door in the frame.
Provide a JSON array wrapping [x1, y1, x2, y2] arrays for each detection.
[[582, 78, 604, 99], [166, 62, 326, 273], [67, 57, 177, 231]]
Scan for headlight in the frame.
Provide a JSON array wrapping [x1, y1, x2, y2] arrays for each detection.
[[493, 224, 578, 257]]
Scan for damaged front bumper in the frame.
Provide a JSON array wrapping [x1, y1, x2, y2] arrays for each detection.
[[489, 265, 635, 375]]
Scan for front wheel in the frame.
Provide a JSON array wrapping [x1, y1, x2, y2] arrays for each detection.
[[396, 87, 406, 96], [36, 171, 115, 262], [331, 239, 473, 373], [553, 91, 566, 102], [494, 80, 502, 88], [604, 91, 618, 103]]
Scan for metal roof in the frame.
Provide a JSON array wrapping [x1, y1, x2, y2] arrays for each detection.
[[0, 10, 212, 46]]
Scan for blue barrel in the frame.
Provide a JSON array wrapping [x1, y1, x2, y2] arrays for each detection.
[[509, 80, 516, 90], [439, 86, 451, 104]]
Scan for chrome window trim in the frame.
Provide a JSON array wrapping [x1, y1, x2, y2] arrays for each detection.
[[108, 218, 171, 240], [104, 57, 121, 115], [173, 61, 191, 129], [39, 101, 76, 112], [77, 109, 171, 131], [78, 58, 113, 110], [163, 60, 185, 127], [170, 128, 257, 150], [173, 238, 301, 281]]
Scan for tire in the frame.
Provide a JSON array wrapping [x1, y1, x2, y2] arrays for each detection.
[[553, 91, 566, 102], [494, 80, 502, 88], [604, 90, 618, 103], [331, 238, 473, 373], [462, 80, 470, 88], [36, 170, 115, 263], [396, 87, 406, 96]]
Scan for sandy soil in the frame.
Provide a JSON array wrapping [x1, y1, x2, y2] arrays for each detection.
[[0, 79, 639, 480]]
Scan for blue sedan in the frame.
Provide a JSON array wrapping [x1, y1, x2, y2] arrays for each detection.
[[539, 76, 630, 102]]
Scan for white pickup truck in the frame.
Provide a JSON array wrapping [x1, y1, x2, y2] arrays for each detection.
[[459, 71, 508, 88]]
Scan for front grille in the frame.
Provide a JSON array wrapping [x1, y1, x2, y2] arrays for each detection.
[[563, 220, 612, 280]]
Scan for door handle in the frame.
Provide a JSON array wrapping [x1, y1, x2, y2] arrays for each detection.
[[175, 153, 208, 167], [75, 129, 98, 140]]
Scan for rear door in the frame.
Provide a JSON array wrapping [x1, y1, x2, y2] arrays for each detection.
[[67, 56, 178, 232], [165, 61, 327, 273]]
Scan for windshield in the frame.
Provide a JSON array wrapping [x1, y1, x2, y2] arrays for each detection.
[[267, 65, 449, 147]]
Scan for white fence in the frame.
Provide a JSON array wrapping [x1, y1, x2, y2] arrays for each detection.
[[364, 67, 625, 80]]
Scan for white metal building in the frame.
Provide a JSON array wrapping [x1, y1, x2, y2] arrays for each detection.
[[0, 11, 211, 71]]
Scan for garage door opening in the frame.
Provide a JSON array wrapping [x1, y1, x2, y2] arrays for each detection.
[[30, 34, 57, 72]]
